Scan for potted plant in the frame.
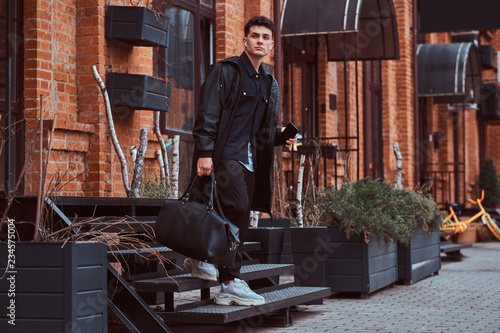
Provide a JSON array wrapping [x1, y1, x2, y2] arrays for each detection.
[[290, 178, 443, 296], [478, 158, 500, 208], [0, 196, 170, 331], [395, 186, 444, 285]]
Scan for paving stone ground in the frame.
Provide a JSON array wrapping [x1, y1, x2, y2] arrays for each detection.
[[168, 242, 500, 333]]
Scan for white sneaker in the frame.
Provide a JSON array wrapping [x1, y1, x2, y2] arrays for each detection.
[[183, 258, 219, 281], [214, 278, 265, 306]]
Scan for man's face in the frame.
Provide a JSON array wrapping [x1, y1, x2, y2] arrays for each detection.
[[244, 25, 274, 58]]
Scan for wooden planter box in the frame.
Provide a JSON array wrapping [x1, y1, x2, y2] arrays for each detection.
[[105, 6, 169, 47], [246, 227, 285, 288], [246, 227, 285, 264], [256, 218, 292, 264], [291, 226, 398, 297], [398, 229, 441, 284], [0, 242, 108, 332], [107, 73, 171, 112]]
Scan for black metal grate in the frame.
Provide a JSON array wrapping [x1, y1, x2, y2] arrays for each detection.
[[133, 263, 294, 293], [160, 286, 331, 324]]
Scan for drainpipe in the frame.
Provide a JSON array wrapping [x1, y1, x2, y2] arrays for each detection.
[[413, 0, 420, 187]]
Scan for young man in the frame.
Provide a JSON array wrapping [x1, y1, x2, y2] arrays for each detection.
[[184, 16, 296, 306]]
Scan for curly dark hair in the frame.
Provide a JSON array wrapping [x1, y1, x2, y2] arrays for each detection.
[[244, 16, 275, 37]]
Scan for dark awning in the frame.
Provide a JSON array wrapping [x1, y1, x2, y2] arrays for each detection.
[[281, 0, 399, 61], [420, 0, 500, 33], [417, 43, 482, 104]]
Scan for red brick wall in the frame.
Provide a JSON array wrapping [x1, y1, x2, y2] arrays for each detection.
[[483, 30, 500, 186], [23, 0, 167, 197], [384, 0, 415, 189], [420, 31, 488, 206], [20, 0, 499, 203]]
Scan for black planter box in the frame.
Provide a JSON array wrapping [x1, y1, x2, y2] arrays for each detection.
[[397, 229, 441, 284], [291, 226, 398, 297], [105, 6, 169, 47], [107, 73, 171, 112], [0, 242, 107, 332], [256, 218, 292, 264], [246, 227, 285, 288]]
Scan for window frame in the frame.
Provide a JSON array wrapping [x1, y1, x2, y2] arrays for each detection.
[[157, 0, 215, 141]]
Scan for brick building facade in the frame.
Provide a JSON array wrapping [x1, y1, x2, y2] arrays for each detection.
[[1, 0, 500, 209]]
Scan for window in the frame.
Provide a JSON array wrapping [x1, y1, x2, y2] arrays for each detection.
[[156, 1, 215, 188]]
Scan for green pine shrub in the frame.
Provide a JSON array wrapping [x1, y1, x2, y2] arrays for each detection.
[[300, 178, 444, 244], [478, 158, 500, 208]]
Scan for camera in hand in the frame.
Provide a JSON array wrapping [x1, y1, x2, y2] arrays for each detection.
[[279, 122, 298, 145]]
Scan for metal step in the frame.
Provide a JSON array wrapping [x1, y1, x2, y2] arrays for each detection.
[[158, 286, 331, 324], [109, 241, 261, 262], [83, 216, 157, 233], [107, 263, 172, 332], [133, 263, 295, 293]]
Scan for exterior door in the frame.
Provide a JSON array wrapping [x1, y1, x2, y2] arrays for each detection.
[[283, 37, 317, 139], [363, 61, 384, 180], [283, 37, 317, 195]]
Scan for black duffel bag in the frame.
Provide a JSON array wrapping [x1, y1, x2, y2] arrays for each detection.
[[154, 173, 239, 267]]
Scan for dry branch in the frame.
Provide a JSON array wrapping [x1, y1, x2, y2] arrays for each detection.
[[50, 215, 178, 282], [34, 113, 57, 241], [393, 142, 403, 189], [250, 210, 260, 228], [130, 146, 137, 163], [171, 135, 180, 196], [156, 149, 166, 183], [34, 96, 44, 241], [91, 65, 132, 195], [130, 128, 148, 197], [296, 154, 306, 227], [0, 123, 40, 231], [153, 111, 170, 181]]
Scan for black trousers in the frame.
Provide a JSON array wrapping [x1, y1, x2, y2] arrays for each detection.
[[215, 159, 255, 282]]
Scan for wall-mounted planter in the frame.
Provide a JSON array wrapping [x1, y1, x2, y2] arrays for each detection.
[[481, 83, 500, 121], [105, 6, 169, 47], [107, 73, 171, 112], [0, 242, 107, 331], [397, 229, 441, 285], [291, 226, 398, 298]]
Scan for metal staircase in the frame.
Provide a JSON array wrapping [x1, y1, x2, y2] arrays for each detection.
[[11, 196, 332, 331]]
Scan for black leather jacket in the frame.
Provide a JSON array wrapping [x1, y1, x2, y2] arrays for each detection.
[[192, 55, 281, 214]]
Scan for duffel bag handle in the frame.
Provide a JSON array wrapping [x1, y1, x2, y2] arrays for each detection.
[[180, 172, 227, 221]]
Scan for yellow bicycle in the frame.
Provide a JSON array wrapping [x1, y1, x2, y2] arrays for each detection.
[[440, 190, 500, 241]]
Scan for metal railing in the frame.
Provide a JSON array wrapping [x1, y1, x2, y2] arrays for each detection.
[[422, 162, 465, 207], [283, 136, 359, 200]]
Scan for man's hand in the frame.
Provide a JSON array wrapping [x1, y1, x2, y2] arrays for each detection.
[[197, 157, 213, 176], [280, 126, 298, 150]]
